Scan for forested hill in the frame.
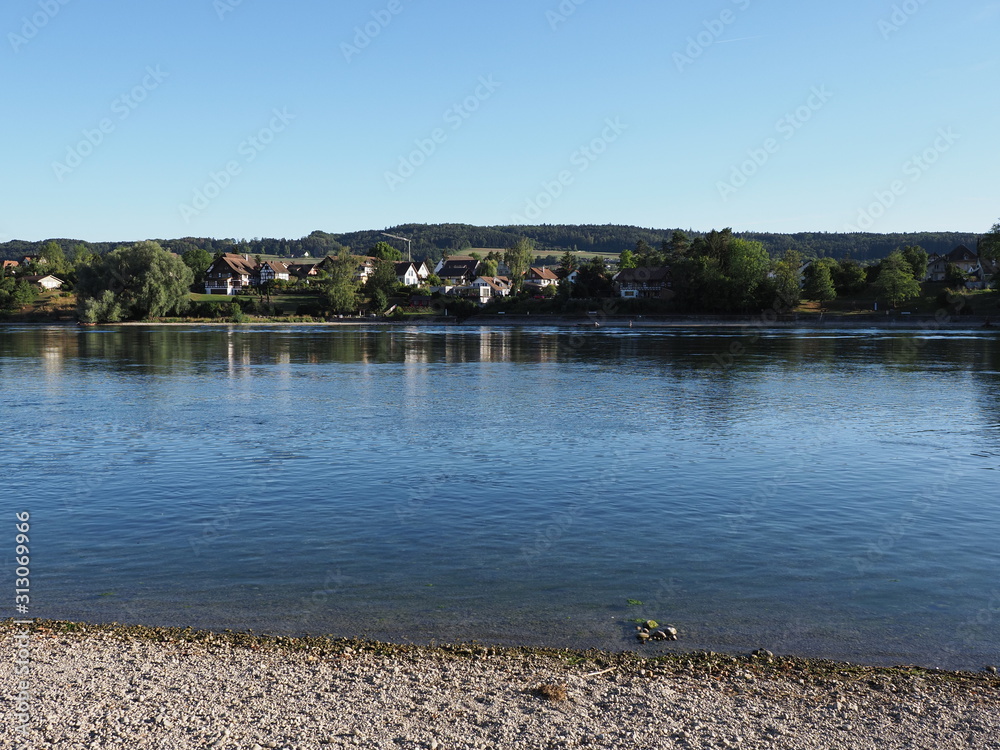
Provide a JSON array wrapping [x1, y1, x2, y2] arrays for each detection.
[[1, 225, 983, 264]]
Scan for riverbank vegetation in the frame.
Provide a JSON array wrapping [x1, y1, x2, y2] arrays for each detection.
[[2, 222, 998, 324]]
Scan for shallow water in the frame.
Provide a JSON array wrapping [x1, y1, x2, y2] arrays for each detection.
[[2, 325, 999, 670]]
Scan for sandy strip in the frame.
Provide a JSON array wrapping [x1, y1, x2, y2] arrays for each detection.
[[3, 621, 999, 750]]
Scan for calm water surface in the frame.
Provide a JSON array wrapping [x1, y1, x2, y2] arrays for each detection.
[[2, 325, 999, 670]]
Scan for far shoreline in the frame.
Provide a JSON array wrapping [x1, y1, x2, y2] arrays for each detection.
[[4, 313, 1000, 330]]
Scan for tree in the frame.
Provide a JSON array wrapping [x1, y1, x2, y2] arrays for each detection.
[[618, 248, 638, 270], [479, 258, 498, 277], [667, 230, 690, 259], [875, 251, 921, 308], [76, 241, 193, 322], [0, 276, 38, 313], [833, 258, 868, 296], [371, 241, 403, 261], [40, 241, 68, 275], [322, 254, 359, 314], [900, 245, 928, 281], [980, 220, 1000, 263], [181, 247, 213, 288], [72, 244, 94, 268], [802, 260, 837, 304], [557, 251, 578, 276], [504, 237, 535, 291], [721, 237, 771, 311], [365, 258, 398, 307], [770, 248, 802, 308]]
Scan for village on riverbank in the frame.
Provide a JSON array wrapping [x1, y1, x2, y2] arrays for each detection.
[[2, 225, 999, 326]]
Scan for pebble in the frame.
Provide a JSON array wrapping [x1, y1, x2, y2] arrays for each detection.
[[4, 625, 1000, 750]]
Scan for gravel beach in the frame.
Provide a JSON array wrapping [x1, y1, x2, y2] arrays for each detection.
[[3, 621, 999, 750]]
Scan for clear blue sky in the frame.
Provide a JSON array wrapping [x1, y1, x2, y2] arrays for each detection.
[[2, 0, 997, 242]]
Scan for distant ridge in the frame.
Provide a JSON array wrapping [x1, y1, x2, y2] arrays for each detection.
[[1, 224, 983, 264]]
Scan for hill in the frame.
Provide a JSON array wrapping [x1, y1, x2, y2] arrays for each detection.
[[1, 225, 984, 265]]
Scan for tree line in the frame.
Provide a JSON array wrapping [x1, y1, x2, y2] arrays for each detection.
[[3, 225, 988, 267]]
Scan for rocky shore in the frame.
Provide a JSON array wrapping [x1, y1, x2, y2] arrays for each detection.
[[3, 621, 999, 749]]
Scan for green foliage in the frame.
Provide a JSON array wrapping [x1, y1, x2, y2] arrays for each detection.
[[504, 237, 535, 290], [371, 241, 403, 261], [979, 219, 1000, 263], [0, 276, 39, 313], [322, 253, 360, 314], [370, 288, 389, 313], [900, 245, 928, 280], [366, 258, 399, 300], [229, 302, 248, 323], [426, 273, 442, 287], [833, 258, 868, 296], [771, 248, 802, 307], [479, 259, 498, 277], [558, 251, 578, 275], [181, 246, 213, 286], [75, 241, 194, 322], [803, 259, 837, 303], [40, 241, 68, 275], [569, 256, 613, 298], [618, 248, 638, 270], [875, 251, 922, 307]]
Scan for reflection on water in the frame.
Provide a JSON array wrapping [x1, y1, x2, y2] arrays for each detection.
[[2, 324, 1000, 670]]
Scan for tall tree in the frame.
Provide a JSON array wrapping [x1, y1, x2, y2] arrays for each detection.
[[504, 237, 535, 291], [618, 248, 638, 270], [39, 241, 68, 275], [874, 251, 921, 308], [181, 247, 213, 288], [76, 241, 193, 322], [802, 260, 837, 304], [667, 230, 690, 258], [557, 251, 579, 276], [365, 258, 398, 311], [833, 258, 868, 295], [900, 245, 928, 281], [771, 248, 803, 308], [979, 219, 1000, 263], [370, 241, 403, 261], [323, 253, 359, 314]]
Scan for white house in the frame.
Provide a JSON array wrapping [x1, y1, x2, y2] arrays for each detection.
[[395, 262, 421, 287], [24, 274, 65, 291]]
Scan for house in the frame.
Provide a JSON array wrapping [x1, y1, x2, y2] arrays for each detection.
[[414, 261, 432, 281], [258, 260, 290, 284], [526, 267, 559, 287], [927, 245, 982, 282], [204, 253, 259, 295], [1, 260, 19, 273], [286, 261, 318, 280], [436, 257, 480, 286], [24, 274, 65, 291], [613, 266, 674, 299], [395, 262, 421, 287], [470, 276, 511, 301]]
